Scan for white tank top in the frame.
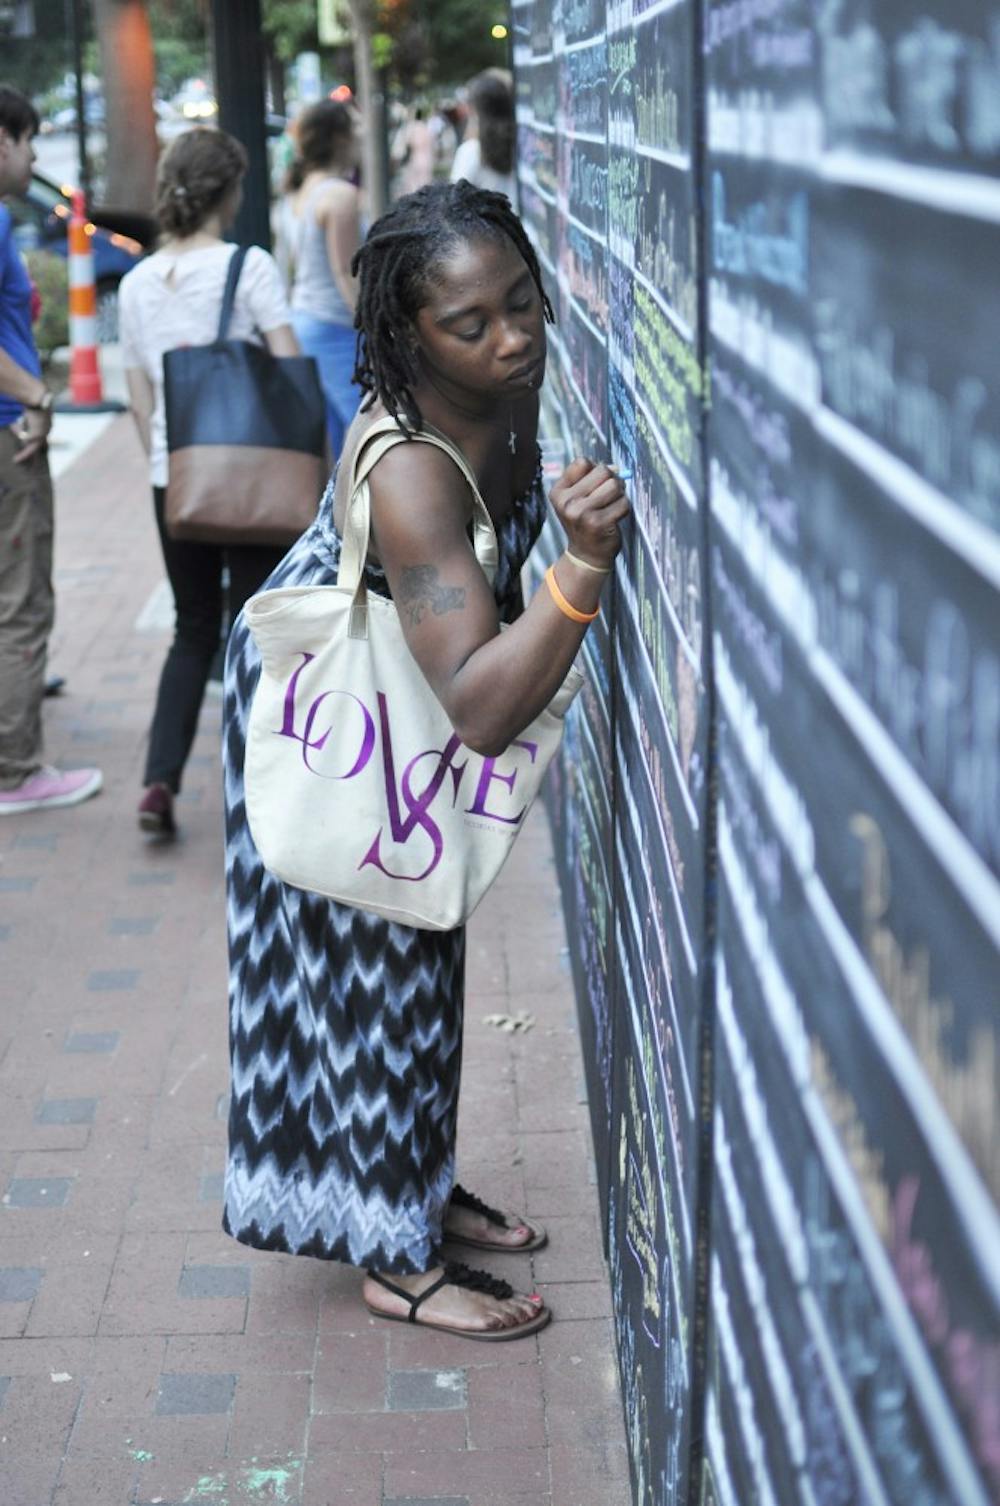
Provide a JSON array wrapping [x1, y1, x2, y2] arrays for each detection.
[[290, 177, 354, 328]]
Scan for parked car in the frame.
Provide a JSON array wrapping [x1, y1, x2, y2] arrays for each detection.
[[6, 170, 153, 343], [170, 78, 217, 122]]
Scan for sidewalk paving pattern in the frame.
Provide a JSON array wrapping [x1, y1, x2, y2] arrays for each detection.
[[0, 418, 630, 1506]]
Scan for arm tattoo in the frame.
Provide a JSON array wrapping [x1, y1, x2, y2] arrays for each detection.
[[398, 565, 467, 627]]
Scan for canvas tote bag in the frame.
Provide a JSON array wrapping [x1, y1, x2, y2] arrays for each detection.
[[242, 417, 583, 930], [163, 246, 327, 546]]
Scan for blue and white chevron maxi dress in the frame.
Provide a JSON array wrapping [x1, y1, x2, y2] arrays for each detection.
[[222, 456, 546, 1275]]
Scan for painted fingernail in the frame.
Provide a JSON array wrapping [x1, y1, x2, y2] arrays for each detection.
[[529, 1292, 543, 1303]]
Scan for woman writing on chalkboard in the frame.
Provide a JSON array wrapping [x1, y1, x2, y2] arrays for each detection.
[[222, 181, 629, 1339]]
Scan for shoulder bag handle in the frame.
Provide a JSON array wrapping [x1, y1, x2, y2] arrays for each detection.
[[217, 244, 249, 342], [339, 417, 500, 640]]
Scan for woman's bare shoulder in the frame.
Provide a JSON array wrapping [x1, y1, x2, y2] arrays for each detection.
[[368, 430, 469, 504], [367, 438, 476, 568], [315, 178, 360, 218], [334, 414, 469, 535], [337, 407, 397, 485]]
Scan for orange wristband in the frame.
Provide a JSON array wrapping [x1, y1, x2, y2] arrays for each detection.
[[544, 563, 600, 624]]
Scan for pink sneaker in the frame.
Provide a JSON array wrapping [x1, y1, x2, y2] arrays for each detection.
[[0, 765, 102, 815]]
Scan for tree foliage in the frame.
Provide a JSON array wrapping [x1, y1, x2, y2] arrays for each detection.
[[260, 0, 320, 64], [386, 0, 510, 91], [149, 0, 210, 95], [23, 250, 68, 363], [8, 0, 511, 119], [1, 0, 81, 106]]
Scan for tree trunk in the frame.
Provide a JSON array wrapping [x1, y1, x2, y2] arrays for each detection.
[[347, 0, 387, 220], [91, 0, 158, 212]]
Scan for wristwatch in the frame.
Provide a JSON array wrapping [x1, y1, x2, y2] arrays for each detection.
[[27, 389, 54, 413]]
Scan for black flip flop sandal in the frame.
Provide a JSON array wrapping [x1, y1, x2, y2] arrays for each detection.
[[364, 1261, 551, 1341], [443, 1183, 548, 1253]]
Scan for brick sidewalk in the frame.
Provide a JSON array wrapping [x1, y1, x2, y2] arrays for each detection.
[[0, 418, 629, 1506]]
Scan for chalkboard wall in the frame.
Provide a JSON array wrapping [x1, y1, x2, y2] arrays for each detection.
[[513, 3, 1000, 1504]]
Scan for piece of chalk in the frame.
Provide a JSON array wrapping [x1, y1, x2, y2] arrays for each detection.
[[616, 468, 633, 481]]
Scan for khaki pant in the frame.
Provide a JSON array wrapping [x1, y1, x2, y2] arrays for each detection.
[[0, 427, 54, 789]]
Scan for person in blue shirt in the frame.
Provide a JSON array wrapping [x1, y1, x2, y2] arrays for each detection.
[[0, 84, 101, 815]]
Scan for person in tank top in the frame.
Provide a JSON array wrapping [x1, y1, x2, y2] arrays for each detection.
[[450, 69, 517, 204], [222, 181, 630, 1340], [284, 100, 364, 461]]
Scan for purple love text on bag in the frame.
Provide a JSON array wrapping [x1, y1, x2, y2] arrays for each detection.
[[360, 692, 466, 882], [466, 742, 539, 825], [276, 656, 540, 884], [279, 654, 376, 778]]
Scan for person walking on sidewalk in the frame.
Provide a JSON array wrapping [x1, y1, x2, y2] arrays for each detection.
[[284, 99, 363, 462], [222, 181, 628, 1338], [450, 69, 517, 203], [392, 103, 435, 196], [0, 84, 101, 816], [119, 128, 298, 837]]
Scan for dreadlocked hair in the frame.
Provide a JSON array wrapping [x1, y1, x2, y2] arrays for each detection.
[[350, 180, 554, 433]]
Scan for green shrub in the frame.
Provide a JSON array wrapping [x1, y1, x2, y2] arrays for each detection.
[[22, 250, 69, 366]]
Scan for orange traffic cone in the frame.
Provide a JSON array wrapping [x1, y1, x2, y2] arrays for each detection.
[[57, 190, 124, 413]]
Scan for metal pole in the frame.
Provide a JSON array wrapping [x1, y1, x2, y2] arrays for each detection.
[[211, 0, 271, 249], [69, 0, 91, 204], [352, 15, 386, 222], [375, 66, 391, 215]]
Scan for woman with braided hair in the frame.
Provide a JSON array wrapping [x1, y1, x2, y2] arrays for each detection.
[[222, 180, 629, 1338]]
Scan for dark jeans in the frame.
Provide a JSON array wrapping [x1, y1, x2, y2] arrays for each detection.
[[144, 487, 285, 793]]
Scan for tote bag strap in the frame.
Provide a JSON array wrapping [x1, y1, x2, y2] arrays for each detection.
[[339, 417, 500, 639], [216, 245, 249, 341]]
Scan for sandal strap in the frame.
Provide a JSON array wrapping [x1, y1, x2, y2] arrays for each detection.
[[366, 1268, 452, 1323], [450, 1183, 508, 1229], [367, 1261, 515, 1323]]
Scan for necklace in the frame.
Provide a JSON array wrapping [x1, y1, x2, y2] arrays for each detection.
[[424, 374, 517, 454]]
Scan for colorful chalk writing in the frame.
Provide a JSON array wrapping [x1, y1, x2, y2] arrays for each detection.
[[514, 1, 999, 1503]]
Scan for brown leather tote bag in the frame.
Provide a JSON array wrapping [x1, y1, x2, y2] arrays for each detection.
[[163, 246, 328, 546]]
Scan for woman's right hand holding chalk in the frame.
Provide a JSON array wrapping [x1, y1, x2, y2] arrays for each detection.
[[550, 458, 631, 575]]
